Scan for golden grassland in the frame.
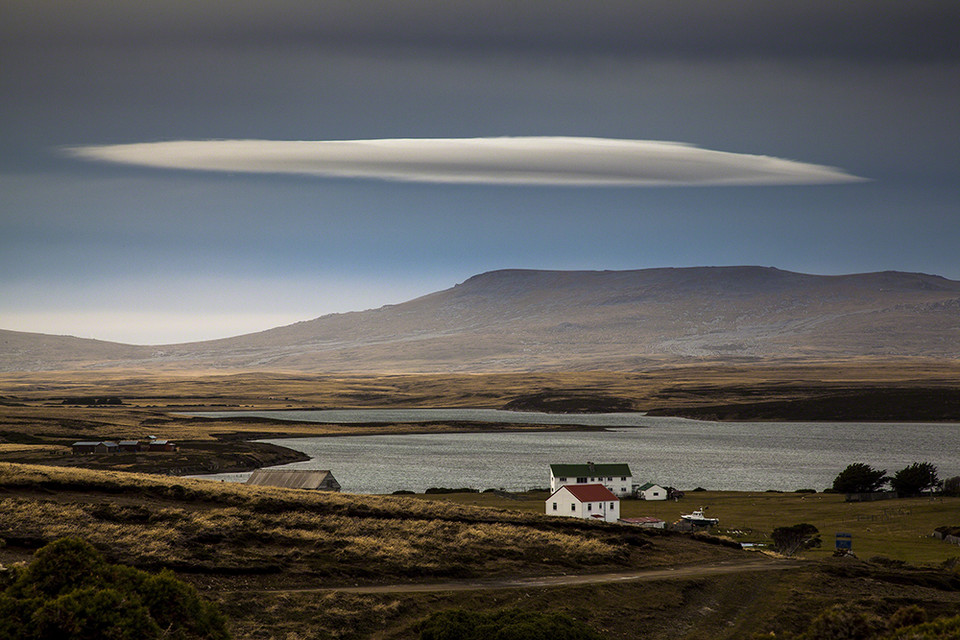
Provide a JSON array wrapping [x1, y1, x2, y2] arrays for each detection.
[[413, 490, 960, 565], [0, 463, 734, 587], [1, 462, 958, 640], [4, 357, 960, 411]]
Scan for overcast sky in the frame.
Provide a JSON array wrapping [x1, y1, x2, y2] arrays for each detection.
[[2, 1, 958, 344]]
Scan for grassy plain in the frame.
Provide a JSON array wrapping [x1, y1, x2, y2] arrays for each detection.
[[413, 490, 960, 565]]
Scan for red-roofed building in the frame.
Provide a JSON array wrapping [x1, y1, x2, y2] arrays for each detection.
[[545, 483, 620, 523]]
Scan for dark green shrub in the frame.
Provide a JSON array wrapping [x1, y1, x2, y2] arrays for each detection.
[[888, 605, 927, 630], [885, 614, 960, 639], [771, 523, 821, 556], [803, 605, 882, 640], [418, 608, 603, 640], [0, 538, 230, 640], [31, 586, 158, 640]]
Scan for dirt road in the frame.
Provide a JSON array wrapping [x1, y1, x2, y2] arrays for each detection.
[[250, 557, 802, 595]]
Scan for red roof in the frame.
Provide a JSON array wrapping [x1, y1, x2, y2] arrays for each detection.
[[561, 484, 619, 502]]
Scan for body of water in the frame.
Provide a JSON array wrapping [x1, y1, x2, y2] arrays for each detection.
[[188, 410, 960, 494]]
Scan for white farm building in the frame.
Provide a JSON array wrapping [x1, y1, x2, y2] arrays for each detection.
[[637, 482, 667, 500], [546, 484, 620, 523], [549, 462, 632, 497]]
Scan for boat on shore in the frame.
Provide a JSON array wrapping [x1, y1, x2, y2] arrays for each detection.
[[680, 507, 718, 526]]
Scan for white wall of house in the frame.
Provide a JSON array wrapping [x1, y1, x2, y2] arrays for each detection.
[[550, 473, 632, 497], [639, 484, 667, 500], [545, 487, 620, 523]]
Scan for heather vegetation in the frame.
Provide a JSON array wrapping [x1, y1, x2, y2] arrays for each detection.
[[417, 608, 603, 640], [769, 604, 960, 640], [0, 538, 228, 640]]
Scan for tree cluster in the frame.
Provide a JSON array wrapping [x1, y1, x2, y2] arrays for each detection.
[[0, 538, 230, 640], [771, 523, 821, 556], [831, 462, 941, 496]]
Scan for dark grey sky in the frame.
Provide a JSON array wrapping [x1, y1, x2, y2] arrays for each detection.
[[2, 1, 958, 343]]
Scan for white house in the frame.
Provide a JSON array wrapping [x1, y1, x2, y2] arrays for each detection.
[[636, 482, 667, 501], [549, 462, 632, 497], [545, 483, 620, 523]]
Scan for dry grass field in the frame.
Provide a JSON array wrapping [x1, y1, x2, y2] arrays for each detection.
[[0, 463, 736, 583], [413, 490, 960, 565], [1, 463, 958, 640]]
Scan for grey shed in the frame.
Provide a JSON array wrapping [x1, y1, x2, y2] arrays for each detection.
[[245, 469, 341, 492]]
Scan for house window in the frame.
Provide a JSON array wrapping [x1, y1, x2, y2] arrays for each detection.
[[653, 492, 660, 497], [571, 504, 576, 511], [559, 477, 567, 482], [621, 477, 626, 481], [610, 502, 615, 509], [621, 487, 626, 493], [552, 502, 557, 511], [577, 477, 587, 483], [587, 503, 592, 510], [607, 477, 612, 481]]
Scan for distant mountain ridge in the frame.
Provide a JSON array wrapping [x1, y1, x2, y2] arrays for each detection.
[[3, 266, 960, 372]]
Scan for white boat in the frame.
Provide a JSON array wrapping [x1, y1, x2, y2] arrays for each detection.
[[680, 507, 718, 526]]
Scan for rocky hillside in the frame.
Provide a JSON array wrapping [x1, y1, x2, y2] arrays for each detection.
[[3, 267, 960, 372]]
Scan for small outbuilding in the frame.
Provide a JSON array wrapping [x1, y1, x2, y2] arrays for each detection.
[[147, 440, 178, 452], [546, 483, 620, 523], [636, 482, 667, 501], [72, 441, 101, 454], [246, 469, 341, 492], [118, 440, 143, 452]]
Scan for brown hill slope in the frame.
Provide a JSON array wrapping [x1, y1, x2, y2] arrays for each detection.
[[2, 266, 959, 372]]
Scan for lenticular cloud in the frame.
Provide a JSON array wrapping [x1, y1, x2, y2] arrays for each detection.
[[66, 137, 864, 186]]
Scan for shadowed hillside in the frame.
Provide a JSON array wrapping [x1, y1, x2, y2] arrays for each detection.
[[2, 267, 960, 372]]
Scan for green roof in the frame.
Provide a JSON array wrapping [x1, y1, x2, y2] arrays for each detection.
[[637, 482, 660, 491], [550, 463, 632, 478]]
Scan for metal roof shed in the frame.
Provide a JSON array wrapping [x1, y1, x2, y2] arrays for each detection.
[[245, 469, 341, 492]]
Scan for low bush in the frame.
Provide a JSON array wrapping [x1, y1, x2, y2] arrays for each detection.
[[771, 523, 821, 556], [417, 608, 603, 640], [0, 537, 230, 640], [802, 604, 883, 640]]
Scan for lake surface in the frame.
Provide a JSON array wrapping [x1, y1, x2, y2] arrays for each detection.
[[185, 408, 650, 427], [188, 410, 960, 494]]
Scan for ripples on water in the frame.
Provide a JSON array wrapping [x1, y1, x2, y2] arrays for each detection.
[[186, 410, 960, 494]]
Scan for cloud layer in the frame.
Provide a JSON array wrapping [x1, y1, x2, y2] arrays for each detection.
[[66, 137, 864, 187]]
